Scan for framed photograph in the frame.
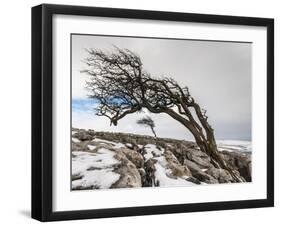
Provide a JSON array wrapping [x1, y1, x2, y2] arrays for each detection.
[[32, 4, 274, 221]]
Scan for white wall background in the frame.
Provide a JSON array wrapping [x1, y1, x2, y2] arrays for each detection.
[[0, 0, 279, 225]]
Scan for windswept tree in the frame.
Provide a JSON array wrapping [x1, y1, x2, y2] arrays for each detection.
[[137, 116, 157, 138], [82, 47, 241, 182]]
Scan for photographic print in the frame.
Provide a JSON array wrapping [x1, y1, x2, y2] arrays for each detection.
[[71, 34, 252, 190], [32, 4, 273, 220]]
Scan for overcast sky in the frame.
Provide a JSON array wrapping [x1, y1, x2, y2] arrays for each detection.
[[71, 34, 252, 141]]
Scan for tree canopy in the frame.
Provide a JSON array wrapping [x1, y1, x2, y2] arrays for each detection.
[[137, 116, 157, 138], [82, 47, 242, 182]]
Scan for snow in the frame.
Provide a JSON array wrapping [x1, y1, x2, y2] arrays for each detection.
[[143, 144, 164, 161], [93, 138, 116, 145], [72, 139, 198, 190], [72, 169, 120, 189], [142, 144, 197, 187], [113, 142, 126, 149], [72, 149, 119, 174], [72, 135, 243, 190], [88, 145, 96, 150], [72, 138, 80, 143], [217, 140, 252, 152], [154, 156, 196, 187], [72, 148, 120, 189], [92, 138, 125, 149]]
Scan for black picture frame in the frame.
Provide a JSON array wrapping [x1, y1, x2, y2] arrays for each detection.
[[32, 3, 274, 222]]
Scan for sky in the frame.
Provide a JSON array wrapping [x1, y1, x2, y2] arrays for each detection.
[[71, 34, 252, 141]]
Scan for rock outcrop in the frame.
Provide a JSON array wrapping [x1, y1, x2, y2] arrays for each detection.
[[71, 128, 252, 190], [111, 151, 142, 188], [220, 150, 252, 182]]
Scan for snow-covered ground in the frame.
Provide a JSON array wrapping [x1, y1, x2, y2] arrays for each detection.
[[143, 144, 196, 187], [92, 138, 126, 149], [143, 144, 163, 160], [217, 140, 252, 153], [71, 134, 251, 190], [72, 148, 121, 189], [72, 139, 198, 190], [153, 156, 196, 187]]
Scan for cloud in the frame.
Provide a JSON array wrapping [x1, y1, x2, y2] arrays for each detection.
[[72, 104, 195, 140], [71, 35, 252, 141]]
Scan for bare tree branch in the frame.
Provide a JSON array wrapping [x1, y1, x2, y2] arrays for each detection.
[[82, 47, 242, 182]]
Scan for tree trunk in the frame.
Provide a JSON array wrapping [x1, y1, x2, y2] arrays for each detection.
[[151, 127, 157, 138], [144, 103, 241, 182], [164, 108, 242, 182], [193, 126, 242, 182]]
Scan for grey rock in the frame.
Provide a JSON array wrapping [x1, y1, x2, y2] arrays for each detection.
[[121, 148, 145, 169], [138, 168, 147, 186], [221, 151, 252, 182], [111, 151, 142, 188], [164, 150, 192, 177], [143, 159, 158, 187], [205, 167, 233, 183], [185, 176, 201, 185], [183, 159, 218, 184], [72, 141, 89, 152], [73, 131, 93, 141], [185, 149, 212, 169], [71, 128, 251, 188]]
